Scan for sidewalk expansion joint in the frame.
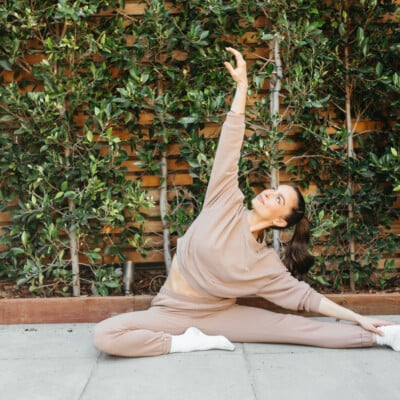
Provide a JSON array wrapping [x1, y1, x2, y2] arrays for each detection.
[[77, 351, 101, 400]]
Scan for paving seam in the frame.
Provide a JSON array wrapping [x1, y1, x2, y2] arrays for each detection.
[[242, 344, 259, 400], [77, 350, 101, 400]]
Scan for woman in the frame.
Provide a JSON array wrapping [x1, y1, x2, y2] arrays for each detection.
[[94, 48, 400, 357]]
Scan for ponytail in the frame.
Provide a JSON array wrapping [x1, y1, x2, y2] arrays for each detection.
[[270, 186, 314, 275], [283, 216, 314, 275]]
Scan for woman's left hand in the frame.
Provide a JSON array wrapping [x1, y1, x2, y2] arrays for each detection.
[[224, 47, 248, 86], [356, 315, 395, 336]]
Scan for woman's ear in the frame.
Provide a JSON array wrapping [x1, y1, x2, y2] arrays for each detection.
[[272, 218, 287, 228]]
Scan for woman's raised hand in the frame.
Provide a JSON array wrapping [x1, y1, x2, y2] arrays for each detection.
[[224, 47, 248, 86]]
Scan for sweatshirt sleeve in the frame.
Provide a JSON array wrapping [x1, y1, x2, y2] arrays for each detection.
[[256, 256, 323, 313], [203, 111, 245, 209]]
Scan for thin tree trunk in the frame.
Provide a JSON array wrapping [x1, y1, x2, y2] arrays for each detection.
[[157, 77, 172, 273], [344, 39, 356, 292], [56, 22, 80, 296], [64, 147, 81, 296], [160, 152, 172, 273], [68, 202, 81, 297], [270, 37, 282, 252]]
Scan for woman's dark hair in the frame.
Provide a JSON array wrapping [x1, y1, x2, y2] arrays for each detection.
[[271, 186, 314, 275]]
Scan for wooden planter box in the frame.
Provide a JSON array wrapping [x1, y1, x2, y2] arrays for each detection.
[[0, 293, 399, 324]]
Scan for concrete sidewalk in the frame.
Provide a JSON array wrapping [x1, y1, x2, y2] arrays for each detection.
[[1, 316, 399, 400]]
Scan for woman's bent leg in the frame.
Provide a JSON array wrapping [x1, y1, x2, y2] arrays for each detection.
[[196, 304, 374, 349], [93, 287, 237, 358], [94, 306, 191, 357]]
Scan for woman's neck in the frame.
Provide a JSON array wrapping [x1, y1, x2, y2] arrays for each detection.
[[247, 209, 271, 239]]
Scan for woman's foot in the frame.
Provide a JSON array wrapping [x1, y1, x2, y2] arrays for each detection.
[[170, 327, 235, 353], [376, 325, 400, 351]]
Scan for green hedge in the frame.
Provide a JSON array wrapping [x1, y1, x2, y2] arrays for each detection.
[[0, 0, 399, 296]]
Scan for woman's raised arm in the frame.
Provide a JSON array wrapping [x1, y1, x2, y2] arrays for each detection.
[[202, 48, 248, 209]]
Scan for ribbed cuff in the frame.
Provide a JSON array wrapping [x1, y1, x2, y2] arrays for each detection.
[[163, 333, 172, 354], [227, 110, 245, 119], [308, 291, 324, 314], [361, 331, 375, 347]]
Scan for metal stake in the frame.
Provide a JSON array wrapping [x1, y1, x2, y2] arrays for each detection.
[[123, 261, 135, 295]]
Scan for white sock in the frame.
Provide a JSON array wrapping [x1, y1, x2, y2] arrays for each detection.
[[170, 327, 235, 353], [375, 325, 400, 351]]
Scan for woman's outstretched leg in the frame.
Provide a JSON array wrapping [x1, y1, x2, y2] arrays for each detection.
[[195, 304, 375, 349], [94, 284, 400, 356]]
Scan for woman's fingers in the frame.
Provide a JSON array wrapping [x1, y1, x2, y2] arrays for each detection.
[[224, 47, 247, 84], [359, 317, 395, 336], [224, 61, 234, 75], [370, 325, 384, 336], [226, 47, 244, 64]]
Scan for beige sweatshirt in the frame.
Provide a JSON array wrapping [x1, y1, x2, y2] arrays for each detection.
[[176, 112, 323, 313]]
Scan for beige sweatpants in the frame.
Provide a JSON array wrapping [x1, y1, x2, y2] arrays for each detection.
[[93, 287, 374, 357]]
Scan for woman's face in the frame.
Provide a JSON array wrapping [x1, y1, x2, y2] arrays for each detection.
[[251, 185, 298, 228]]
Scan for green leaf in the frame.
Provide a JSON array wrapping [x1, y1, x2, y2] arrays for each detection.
[[17, 278, 29, 286], [11, 247, 26, 255], [261, 33, 274, 41], [86, 130, 94, 142], [0, 59, 12, 71], [97, 286, 109, 296], [375, 62, 383, 77], [104, 281, 120, 288], [21, 231, 29, 247], [64, 191, 76, 199], [356, 27, 364, 42], [392, 72, 399, 86], [338, 22, 346, 36], [140, 72, 149, 83], [0, 114, 13, 122], [178, 116, 197, 125], [314, 276, 329, 286]]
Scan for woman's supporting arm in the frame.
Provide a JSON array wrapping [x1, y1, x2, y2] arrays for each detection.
[[318, 296, 394, 336]]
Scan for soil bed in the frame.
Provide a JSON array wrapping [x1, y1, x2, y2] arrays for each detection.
[[0, 268, 168, 299], [1, 269, 400, 299]]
